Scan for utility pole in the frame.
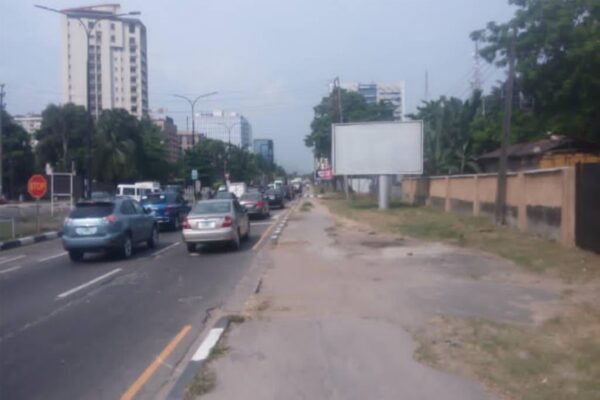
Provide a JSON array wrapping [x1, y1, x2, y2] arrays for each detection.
[[495, 28, 516, 225], [0, 84, 5, 198], [333, 77, 348, 198]]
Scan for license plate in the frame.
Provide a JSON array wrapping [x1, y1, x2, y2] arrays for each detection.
[[198, 221, 215, 229], [76, 227, 97, 235]]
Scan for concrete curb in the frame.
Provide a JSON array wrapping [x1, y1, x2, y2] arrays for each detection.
[[0, 231, 62, 251], [269, 204, 297, 246], [167, 317, 230, 400]]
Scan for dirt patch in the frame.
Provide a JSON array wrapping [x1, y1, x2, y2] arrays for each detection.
[[277, 240, 308, 247], [414, 304, 600, 400], [360, 238, 404, 248]]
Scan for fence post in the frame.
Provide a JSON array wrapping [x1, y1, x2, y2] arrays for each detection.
[[473, 175, 480, 216], [444, 176, 451, 212], [561, 167, 576, 247], [517, 172, 527, 232]]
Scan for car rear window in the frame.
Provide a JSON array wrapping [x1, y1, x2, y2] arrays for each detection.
[[214, 192, 234, 199], [241, 193, 261, 201], [70, 203, 114, 218], [141, 194, 167, 204], [191, 201, 231, 215]]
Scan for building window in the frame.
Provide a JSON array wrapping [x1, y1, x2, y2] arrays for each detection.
[[131, 106, 138, 113], [129, 23, 135, 33], [88, 21, 94, 29], [111, 35, 115, 43], [110, 23, 115, 30]]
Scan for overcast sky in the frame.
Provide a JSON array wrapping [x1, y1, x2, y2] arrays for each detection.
[[0, 0, 515, 173]]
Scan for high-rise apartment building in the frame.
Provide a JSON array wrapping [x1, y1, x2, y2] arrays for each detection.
[[338, 81, 405, 120], [61, 4, 148, 118], [153, 117, 181, 163], [253, 139, 274, 165]]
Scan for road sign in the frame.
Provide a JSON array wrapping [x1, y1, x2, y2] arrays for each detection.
[[317, 168, 333, 180], [27, 175, 48, 199], [191, 169, 198, 180]]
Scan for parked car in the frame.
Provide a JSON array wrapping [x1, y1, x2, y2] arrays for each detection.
[[182, 199, 250, 252], [62, 198, 158, 262], [91, 191, 113, 201], [214, 191, 237, 200], [239, 192, 270, 219], [141, 192, 190, 230], [265, 188, 286, 208]]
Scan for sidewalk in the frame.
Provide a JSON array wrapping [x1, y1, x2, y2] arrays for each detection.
[[199, 200, 561, 400]]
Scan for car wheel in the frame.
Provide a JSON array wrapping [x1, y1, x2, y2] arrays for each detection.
[[231, 229, 241, 250], [68, 250, 84, 262], [186, 243, 196, 253], [147, 226, 158, 249], [121, 234, 133, 259]]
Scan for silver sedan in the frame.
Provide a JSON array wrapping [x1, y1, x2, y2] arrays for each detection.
[[182, 199, 250, 252]]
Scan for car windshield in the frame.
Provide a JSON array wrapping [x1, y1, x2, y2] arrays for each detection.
[[191, 201, 231, 215], [141, 194, 167, 204], [241, 193, 261, 201], [70, 203, 114, 218]]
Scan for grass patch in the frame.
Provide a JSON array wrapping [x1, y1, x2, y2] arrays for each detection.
[[324, 197, 600, 281], [300, 201, 314, 212], [229, 314, 246, 324], [414, 305, 600, 400], [185, 327, 232, 399]]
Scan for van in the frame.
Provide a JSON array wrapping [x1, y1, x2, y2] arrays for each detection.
[[117, 182, 161, 201]]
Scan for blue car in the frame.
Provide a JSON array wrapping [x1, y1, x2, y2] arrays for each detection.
[[141, 192, 190, 230]]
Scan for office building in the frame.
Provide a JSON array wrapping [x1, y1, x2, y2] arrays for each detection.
[[153, 117, 180, 163], [253, 139, 274, 165], [338, 81, 405, 120], [61, 4, 148, 118], [193, 110, 252, 149]]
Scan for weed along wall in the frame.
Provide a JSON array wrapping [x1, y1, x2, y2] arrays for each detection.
[[403, 167, 576, 247]]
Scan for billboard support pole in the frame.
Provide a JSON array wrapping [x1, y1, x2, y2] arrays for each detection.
[[344, 175, 349, 200], [378, 175, 389, 210]]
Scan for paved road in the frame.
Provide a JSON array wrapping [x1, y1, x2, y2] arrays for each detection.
[[0, 210, 284, 400]]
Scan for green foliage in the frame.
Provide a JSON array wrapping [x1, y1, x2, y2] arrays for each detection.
[[305, 90, 395, 158], [36, 103, 89, 173], [184, 138, 286, 187], [1, 110, 35, 198], [473, 0, 600, 142]]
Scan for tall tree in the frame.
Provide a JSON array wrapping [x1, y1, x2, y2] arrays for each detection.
[[36, 103, 88, 173], [305, 90, 395, 159], [473, 0, 600, 142], [1, 110, 35, 199]]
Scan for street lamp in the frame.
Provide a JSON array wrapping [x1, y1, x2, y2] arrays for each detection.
[[35, 4, 140, 199], [217, 121, 242, 182], [173, 92, 218, 147]]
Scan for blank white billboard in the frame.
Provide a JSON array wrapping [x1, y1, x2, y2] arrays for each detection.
[[332, 121, 423, 175]]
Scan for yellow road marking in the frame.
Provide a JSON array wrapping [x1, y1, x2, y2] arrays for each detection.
[[252, 212, 286, 251], [121, 324, 192, 400]]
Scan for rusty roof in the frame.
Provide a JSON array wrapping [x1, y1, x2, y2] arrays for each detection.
[[478, 137, 600, 160]]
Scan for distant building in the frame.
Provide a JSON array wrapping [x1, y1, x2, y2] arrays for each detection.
[[61, 4, 149, 118], [194, 110, 252, 149], [253, 139, 274, 165], [478, 136, 600, 173], [337, 81, 405, 120], [152, 117, 180, 163], [178, 131, 199, 152], [14, 114, 42, 146]]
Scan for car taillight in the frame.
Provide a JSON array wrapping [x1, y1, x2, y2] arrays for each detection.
[[256, 201, 265, 207], [165, 206, 172, 213], [182, 217, 191, 229], [104, 214, 118, 223], [222, 216, 233, 227]]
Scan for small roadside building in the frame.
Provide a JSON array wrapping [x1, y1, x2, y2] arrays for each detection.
[[478, 136, 600, 173]]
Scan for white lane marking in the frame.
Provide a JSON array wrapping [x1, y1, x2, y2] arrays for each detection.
[[38, 252, 68, 262], [0, 255, 26, 265], [56, 268, 122, 299], [151, 241, 180, 257], [191, 327, 225, 361], [0, 265, 22, 274]]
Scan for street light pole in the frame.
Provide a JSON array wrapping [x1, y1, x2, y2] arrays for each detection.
[[35, 5, 140, 199], [0, 84, 5, 199], [173, 92, 218, 147], [218, 121, 241, 181]]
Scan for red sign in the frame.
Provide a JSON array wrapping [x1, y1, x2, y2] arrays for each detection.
[[27, 175, 48, 199], [317, 168, 333, 180]]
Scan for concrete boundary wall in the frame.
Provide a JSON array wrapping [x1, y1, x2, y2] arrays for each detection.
[[402, 167, 576, 247]]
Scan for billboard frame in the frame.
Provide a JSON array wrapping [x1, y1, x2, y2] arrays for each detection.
[[331, 120, 424, 176]]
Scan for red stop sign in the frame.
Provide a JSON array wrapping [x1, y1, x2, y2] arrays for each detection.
[[28, 175, 48, 199]]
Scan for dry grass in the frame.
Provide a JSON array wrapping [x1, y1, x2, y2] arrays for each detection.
[[300, 201, 314, 212], [324, 197, 600, 282], [414, 305, 600, 400]]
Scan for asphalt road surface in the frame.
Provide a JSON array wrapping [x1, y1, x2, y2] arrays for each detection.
[[0, 209, 285, 400]]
